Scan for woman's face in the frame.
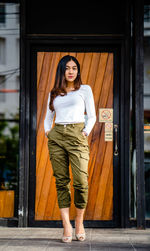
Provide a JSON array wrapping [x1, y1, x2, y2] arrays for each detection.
[[65, 60, 78, 83]]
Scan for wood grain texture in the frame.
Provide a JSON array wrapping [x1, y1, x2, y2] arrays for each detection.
[[35, 52, 113, 220], [0, 191, 14, 217]]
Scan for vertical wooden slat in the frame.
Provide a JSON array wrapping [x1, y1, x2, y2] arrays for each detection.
[[36, 53, 60, 171], [37, 53, 53, 129], [5, 191, 14, 217], [93, 142, 113, 219], [0, 191, 5, 217], [87, 53, 101, 89], [0, 191, 14, 218], [76, 53, 85, 71], [81, 53, 93, 84], [37, 52, 45, 89], [44, 176, 58, 220], [88, 53, 108, 182]]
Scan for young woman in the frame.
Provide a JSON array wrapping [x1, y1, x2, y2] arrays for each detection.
[[44, 55, 96, 243]]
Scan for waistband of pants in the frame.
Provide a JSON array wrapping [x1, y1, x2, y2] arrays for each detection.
[[55, 123, 85, 128]]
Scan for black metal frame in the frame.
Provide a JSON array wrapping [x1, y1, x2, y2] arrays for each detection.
[[23, 38, 123, 228], [132, 0, 145, 229]]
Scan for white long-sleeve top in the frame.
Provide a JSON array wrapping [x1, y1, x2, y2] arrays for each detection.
[[44, 84, 96, 136]]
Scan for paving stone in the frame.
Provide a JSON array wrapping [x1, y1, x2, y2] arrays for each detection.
[[0, 228, 149, 251]]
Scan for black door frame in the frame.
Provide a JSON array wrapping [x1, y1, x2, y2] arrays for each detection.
[[21, 38, 125, 228]]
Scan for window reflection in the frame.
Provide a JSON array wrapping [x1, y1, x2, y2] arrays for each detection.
[[144, 5, 150, 219], [130, 8, 136, 219], [0, 118, 19, 188], [0, 2, 19, 218]]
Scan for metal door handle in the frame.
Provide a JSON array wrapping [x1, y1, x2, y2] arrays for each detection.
[[114, 124, 119, 156]]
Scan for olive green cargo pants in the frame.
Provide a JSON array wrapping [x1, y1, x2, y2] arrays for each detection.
[[47, 123, 89, 209]]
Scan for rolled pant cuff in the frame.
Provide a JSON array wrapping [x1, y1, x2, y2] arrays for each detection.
[[75, 204, 87, 209], [59, 204, 71, 209]]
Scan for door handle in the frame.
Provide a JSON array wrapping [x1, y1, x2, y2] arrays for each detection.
[[114, 124, 119, 156]]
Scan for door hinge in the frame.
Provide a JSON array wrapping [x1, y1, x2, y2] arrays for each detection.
[[18, 208, 24, 217], [114, 124, 119, 156]]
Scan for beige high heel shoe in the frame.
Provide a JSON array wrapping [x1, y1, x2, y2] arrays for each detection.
[[62, 227, 73, 243], [75, 223, 86, 241], [75, 232, 86, 241]]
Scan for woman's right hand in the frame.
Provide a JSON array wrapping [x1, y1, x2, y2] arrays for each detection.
[[46, 131, 50, 137]]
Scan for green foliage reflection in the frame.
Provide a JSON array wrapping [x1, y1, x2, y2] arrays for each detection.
[[0, 116, 19, 191]]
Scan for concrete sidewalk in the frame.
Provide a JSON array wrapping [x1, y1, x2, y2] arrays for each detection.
[[0, 227, 150, 251]]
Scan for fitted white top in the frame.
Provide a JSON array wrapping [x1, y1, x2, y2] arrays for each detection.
[[44, 84, 96, 135]]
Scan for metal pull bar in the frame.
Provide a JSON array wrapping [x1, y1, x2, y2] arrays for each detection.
[[114, 124, 119, 156]]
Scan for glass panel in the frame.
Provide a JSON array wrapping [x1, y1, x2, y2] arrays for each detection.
[[130, 8, 136, 219], [130, 74, 136, 219], [0, 3, 20, 218], [0, 3, 5, 24], [144, 5, 150, 219]]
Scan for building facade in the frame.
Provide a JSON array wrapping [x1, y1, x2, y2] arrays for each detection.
[[0, 0, 150, 229], [0, 3, 19, 118]]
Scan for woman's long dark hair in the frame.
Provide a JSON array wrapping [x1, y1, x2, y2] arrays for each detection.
[[49, 55, 82, 111]]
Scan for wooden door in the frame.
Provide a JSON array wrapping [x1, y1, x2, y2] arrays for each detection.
[[35, 52, 114, 222]]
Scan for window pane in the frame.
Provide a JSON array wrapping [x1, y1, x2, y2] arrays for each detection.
[[130, 75, 136, 219], [0, 38, 6, 64], [0, 4, 5, 24], [130, 7, 136, 219], [0, 3, 20, 218]]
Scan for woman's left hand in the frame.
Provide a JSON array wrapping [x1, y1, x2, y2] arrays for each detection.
[[82, 131, 88, 137]]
